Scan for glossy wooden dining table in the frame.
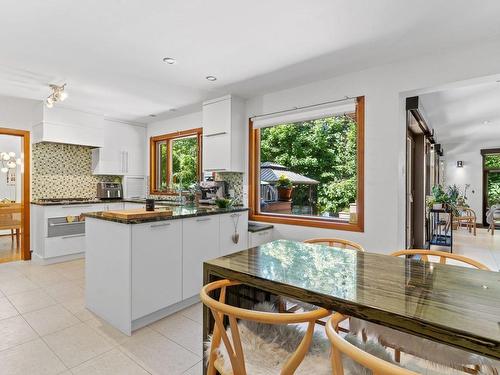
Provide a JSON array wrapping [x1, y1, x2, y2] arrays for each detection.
[[202, 239, 500, 367]]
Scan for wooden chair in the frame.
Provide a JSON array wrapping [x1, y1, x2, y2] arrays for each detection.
[[391, 249, 489, 270], [486, 204, 500, 236], [200, 279, 331, 375], [0, 203, 22, 248], [350, 250, 491, 374], [304, 238, 365, 252], [454, 207, 477, 236], [326, 312, 418, 375]]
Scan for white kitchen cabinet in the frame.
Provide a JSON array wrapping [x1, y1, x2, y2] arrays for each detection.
[[182, 215, 220, 299], [219, 212, 248, 256], [123, 202, 145, 210], [248, 229, 273, 248], [131, 220, 182, 319], [202, 95, 244, 172], [31, 203, 107, 263], [92, 121, 145, 176]]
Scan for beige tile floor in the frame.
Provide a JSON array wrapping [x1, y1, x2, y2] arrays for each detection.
[[0, 258, 203, 375], [0, 230, 497, 375], [447, 227, 500, 270]]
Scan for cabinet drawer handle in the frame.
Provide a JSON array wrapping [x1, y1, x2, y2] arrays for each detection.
[[204, 168, 227, 172], [62, 205, 89, 208], [204, 132, 227, 138], [230, 213, 241, 218], [61, 234, 85, 239], [150, 223, 171, 228], [196, 217, 211, 222]]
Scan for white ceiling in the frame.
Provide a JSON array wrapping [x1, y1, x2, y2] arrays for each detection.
[[420, 80, 500, 148], [2, 0, 500, 122]]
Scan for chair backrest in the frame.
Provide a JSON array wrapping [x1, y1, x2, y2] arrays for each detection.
[[326, 313, 418, 375], [200, 279, 331, 375], [304, 238, 365, 252], [391, 249, 490, 270]]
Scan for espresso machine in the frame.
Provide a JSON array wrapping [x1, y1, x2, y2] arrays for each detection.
[[199, 181, 228, 204]]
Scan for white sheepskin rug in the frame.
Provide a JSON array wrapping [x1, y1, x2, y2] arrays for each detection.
[[350, 317, 499, 374], [205, 303, 475, 374]]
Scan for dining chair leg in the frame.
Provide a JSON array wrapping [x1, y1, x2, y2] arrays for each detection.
[[15, 229, 19, 248], [394, 348, 401, 363], [10, 229, 14, 242]]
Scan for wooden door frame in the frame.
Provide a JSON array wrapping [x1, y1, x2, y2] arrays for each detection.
[[0, 128, 30, 260]]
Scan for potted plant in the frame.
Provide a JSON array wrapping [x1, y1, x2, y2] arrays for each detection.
[[429, 185, 449, 210], [276, 175, 293, 201]]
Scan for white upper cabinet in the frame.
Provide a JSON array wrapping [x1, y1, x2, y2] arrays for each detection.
[[92, 121, 145, 176], [202, 95, 244, 172]]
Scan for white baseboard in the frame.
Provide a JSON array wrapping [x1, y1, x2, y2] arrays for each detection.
[[131, 295, 200, 332], [31, 252, 85, 265]]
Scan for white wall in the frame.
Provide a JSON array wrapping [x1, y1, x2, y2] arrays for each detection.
[[0, 95, 42, 132]]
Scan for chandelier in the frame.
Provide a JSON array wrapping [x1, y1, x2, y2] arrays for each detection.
[[0, 152, 22, 173], [46, 84, 68, 108]]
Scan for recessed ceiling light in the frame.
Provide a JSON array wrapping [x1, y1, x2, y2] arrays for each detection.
[[162, 57, 177, 64], [206, 76, 217, 81]]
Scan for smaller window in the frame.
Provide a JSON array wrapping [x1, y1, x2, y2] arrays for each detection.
[[150, 128, 202, 194]]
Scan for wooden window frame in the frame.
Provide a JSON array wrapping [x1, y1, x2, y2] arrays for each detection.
[[248, 96, 365, 232], [149, 127, 203, 195]]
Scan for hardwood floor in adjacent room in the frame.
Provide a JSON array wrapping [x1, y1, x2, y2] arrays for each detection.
[[0, 234, 21, 264]]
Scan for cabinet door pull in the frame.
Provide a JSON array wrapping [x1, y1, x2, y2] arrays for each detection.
[[204, 168, 227, 172], [204, 132, 227, 138], [62, 205, 90, 209], [62, 234, 85, 239], [150, 223, 171, 228], [196, 217, 211, 222], [230, 213, 241, 218]]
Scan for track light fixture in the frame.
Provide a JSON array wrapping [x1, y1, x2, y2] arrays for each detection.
[[45, 84, 68, 108]]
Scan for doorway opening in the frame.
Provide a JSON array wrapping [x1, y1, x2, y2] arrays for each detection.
[[481, 149, 500, 226], [0, 128, 30, 263]]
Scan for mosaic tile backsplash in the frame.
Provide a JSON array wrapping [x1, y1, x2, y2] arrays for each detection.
[[32, 143, 119, 200], [214, 172, 243, 204]]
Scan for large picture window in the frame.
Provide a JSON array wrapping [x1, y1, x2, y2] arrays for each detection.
[[249, 96, 364, 231], [150, 128, 202, 193]]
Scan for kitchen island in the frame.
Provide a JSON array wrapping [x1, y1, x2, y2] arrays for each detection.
[[84, 205, 248, 335]]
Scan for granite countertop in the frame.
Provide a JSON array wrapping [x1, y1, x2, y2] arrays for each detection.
[[248, 222, 274, 233], [83, 206, 249, 224], [30, 199, 181, 206]]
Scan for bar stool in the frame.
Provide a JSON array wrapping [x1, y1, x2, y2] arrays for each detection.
[[201, 279, 331, 375]]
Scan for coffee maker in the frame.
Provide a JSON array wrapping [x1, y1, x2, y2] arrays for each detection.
[[199, 181, 228, 204]]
